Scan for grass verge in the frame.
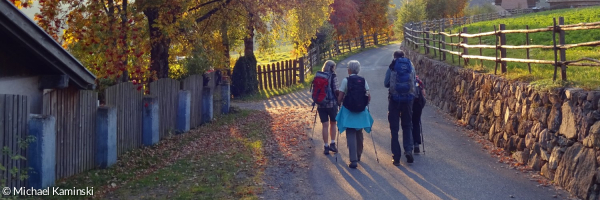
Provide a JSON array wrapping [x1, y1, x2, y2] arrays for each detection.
[[31, 107, 313, 200], [418, 7, 600, 90], [234, 41, 401, 102]]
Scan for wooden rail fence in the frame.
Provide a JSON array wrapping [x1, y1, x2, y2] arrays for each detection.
[[404, 10, 600, 81], [257, 32, 391, 89]]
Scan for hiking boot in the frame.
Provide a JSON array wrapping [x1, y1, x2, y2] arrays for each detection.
[[414, 146, 420, 154], [329, 143, 338, 153], [349, 162, 358, 169], [323, 146, 330, 155], [405, 153, 414, 164], [393, 157, 401, 166]]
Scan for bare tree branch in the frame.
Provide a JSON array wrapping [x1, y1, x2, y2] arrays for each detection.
[[188, 0, 225, 12], [195, 0, 232, 23]]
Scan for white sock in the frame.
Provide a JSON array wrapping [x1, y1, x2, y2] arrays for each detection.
[[324, 142, 329, 147], [330, 140, 335, 144]]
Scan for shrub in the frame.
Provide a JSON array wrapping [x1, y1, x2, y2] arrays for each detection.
[[231, 55, 258, 97]]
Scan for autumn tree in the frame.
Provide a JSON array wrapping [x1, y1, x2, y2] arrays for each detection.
[[329, 0, 390, 46], [329, 0, 361, 40], [394, 0, 426, 36]]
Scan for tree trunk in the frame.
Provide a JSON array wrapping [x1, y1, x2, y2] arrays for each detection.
[[358, 20, 365, 49], [120, 0, 129, 82], [244, 13, 255, 58], [221, 20, 231, 75], [144, 8, 170, 79]]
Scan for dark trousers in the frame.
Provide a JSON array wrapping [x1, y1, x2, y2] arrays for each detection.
[[412, 98, 425, 145], [346, 128, 364, 163], [388, 100, 414, 159]]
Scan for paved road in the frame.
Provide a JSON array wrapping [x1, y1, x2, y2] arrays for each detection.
[[307, 43, 569, 200]]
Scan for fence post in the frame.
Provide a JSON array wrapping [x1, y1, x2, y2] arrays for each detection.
[[268, 64, 273, 89], [462, 27, 469, 66], [450, 30, 454, 63], [552, 18, 559, 81], [499, 24, 507, 73], [142, 96, 159, 146], [257, 65, 263, 90], [27, 114, 56, 189], [559, 17, 567, 81], [348, 39, 352, 52], [433, 28, 437, 58], [526, 25, 531, 74], [176, 90, 191, 133], [360, 34, 365, 49], [458, 30, 461, 66], [96, 106, 117, 169], [441, 21, 446, 61], [299, 57, 305, 83], [412, 23, 417, 50], [494, 25, 499, 75], [202, 87, 213, 124], [292, 60, 298, 84], [425, 28, 430, 55], [286, 60, 291, 86], [374, 32, 378, 46]]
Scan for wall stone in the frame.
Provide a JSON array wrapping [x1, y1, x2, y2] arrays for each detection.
[[403, 46, 600, 199]]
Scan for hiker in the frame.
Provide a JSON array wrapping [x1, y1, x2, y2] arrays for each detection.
[[336, 60, 374, 169], [312, 60, 340, 155], [412, 75, 426, 153], [385, 50, 417, 165]]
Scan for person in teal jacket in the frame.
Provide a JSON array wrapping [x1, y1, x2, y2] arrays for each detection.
[[336, 60, 374, 169]]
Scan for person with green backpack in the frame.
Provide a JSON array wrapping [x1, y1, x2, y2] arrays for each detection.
[[336, 60, 374, 169]]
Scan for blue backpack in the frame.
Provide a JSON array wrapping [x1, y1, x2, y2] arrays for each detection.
[[390, 58, 415, 102]]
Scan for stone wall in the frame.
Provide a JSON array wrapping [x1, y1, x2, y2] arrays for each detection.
[[402, 46, 600, 199]]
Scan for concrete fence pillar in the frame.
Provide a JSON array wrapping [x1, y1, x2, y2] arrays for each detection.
[[177, 90, 191, 133], [142, 96, 159, 146], [202, 88, 213, 124], [96, 106, 116, 169], [221, 82, 230, 114], [27, 114, 56, 189]]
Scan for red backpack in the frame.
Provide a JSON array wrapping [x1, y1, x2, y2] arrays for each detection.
[[311, 72, 335, 108]]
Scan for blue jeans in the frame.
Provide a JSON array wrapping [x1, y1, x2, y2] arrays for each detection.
[[388, 100, 414, 159]]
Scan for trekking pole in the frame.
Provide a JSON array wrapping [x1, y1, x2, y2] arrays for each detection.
[[336, 128, 341, 163], [311, 109, 317, 142], [367, 106, 379, 163], [421, 119, 425, 154]]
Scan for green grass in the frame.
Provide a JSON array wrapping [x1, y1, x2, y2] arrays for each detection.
[[234, 41, 401, 102], [231, 44, 296, 65], [37, 110, 268, 200], [420, 6, 600, 90]]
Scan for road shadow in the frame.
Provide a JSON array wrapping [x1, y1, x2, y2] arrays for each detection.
[[326, 155, 410, 200], [233, 90, 313, 111]]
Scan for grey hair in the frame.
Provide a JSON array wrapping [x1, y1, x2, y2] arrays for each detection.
[[321, 60, 336, 73], [347, 60, 361, 74]]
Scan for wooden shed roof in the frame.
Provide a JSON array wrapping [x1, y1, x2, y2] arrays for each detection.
[[0, 0, 96, 90]]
